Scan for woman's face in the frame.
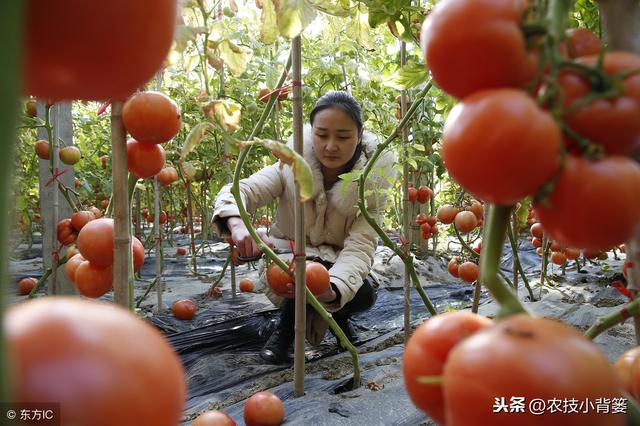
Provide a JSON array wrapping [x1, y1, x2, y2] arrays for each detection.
[[312, 107, 360, 171]]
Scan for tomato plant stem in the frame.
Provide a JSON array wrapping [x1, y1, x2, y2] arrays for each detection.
[[0, 0, 24, 404], [479, 205, 528, 318], [358, 83, 437, 316], [585, 298, 640, 339], [507, 220, 535, 300]]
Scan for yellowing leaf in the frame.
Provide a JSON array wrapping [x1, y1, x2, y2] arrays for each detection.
[[246, 138, 314, 202], [277, 0, 317, 39], [180, 161, 198, 182], [260, 0, 279, 44], [384, 62, 429, 90], [180, 122, 214, 161], [345, 10, 373, 50], [218, 39, 249, 76], [204, 100, 242, 134]]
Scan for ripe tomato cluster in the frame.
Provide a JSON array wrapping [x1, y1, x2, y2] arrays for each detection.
[[404, 312, 624, 425], [63, 217, 145, 298], [266, 260, 330, 298], [416, 213, 438, 241], [123, 91, 181, 179], [421, 0, 640, 252], [447, 257, 479, 283], [408, 185, 433, 204]]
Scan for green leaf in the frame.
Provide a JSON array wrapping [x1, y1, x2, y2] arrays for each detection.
[[277, 0, 317, 39], [408, 158, 418, 170], [260, 0, 279, 44], [244, 138, 314, 202], [218, 39, 249, 77], [412, 144, 425, 151], [180, 122, 215, 161], [384, 62, 428, 90]]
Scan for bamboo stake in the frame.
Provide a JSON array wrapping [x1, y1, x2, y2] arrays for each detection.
[[111, 101, 131, 309], [400, 40, 411, 344], [291, 37, 306, 397], [186, 182, 197, 274]]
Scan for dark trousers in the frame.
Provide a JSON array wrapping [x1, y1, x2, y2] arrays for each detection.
[[278, 273, 378, 337]]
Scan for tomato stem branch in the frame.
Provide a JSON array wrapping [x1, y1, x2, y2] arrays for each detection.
[[584, 298, 640, 339], [506, 221, 535, 300], [357, 83, 437, 316], [479, 205, 528, 319]]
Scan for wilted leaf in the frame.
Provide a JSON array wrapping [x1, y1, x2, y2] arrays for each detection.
[[260, 0, 279, 44], [204, 100, 242, 134], [345, 10, 373, 50], [218, 39, 249, 76], [308, 0, 353, 17], [277, 0, 317, 39], [180, 161, 198, 181], [245, 138, 314, 201], [384, 62, 428, 90], [207, 54, 224, 71], [181, 122, 215, 161]]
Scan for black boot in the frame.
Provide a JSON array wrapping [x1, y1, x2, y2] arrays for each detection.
[[260, 327, 294, 364]]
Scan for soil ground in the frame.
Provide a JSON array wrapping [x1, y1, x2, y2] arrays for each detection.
[[7, 233, 635, 425]]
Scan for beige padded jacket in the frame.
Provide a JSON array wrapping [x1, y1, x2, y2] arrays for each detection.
[[212, 125, 396, 314]]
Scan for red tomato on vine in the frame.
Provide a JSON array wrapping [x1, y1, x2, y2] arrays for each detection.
[[420, 0, 536, 99], [534, 155, 640, 251], [442, 89, 561, 205]]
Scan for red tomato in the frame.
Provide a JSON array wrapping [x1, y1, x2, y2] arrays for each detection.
[[416, 213, 428, 225], [448, 258, 460, 278], [550, 251, 567, 265], [88, 206, 102, 219], [530, 222, 544, 240], [267, 262, 294, 298], [35, 140, 50, 160], [454, 211, 478, 233], [443, 315, 624, 425], [615, 347, 640, 396], [239, 278, 254, 293], [467, 202, 484, 221], [420, 0, 534, 99], [193, 410, 237, 426], [408, 187, 418, 203], [306, 261, 330, 296], [77, 218, 114, 267], [122, 91, 181, 144], [403, 312, 493, 424], [457, 262, 479, 283], [64, 253, 85, 282], [534, 156, 640, 251], [437, 205, 459, 225], [24, 0, 177, 101], [172, 299, 197, 320], [243, 391, 285, 426], [18, 277, 38, 296], [158, 166, 179, 186], [6, 297, 186, 426], [563, 247, 581, 260], [57, 218, 76, 246], [426, 216, 437, 227], [442, 89, 561, 205], [74, 261, 113, 298], [132, 237, 145, 273], [176, 247, 187, 256], [560, 52, 640, 155], [565, 28, 602, 58], [417, 186, 432, 204], [127, 139, 166, 179], [70, 210, 95, 232]]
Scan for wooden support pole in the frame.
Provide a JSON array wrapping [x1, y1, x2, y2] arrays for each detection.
[[400, 40, 411, 343], [291, 37, 306, 397], [111, 101, 131, 309]]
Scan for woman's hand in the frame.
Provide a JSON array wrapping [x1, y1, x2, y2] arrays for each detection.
[[227, 216, 273, 258]]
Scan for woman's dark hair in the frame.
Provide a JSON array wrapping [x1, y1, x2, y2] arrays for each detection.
[[310, 91, 364, 172], [309, 91, 363, 137]]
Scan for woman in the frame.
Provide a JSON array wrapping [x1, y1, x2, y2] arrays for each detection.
[[212, 91, 395, 364]]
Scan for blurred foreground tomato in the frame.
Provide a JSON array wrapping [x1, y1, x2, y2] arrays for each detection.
[[5, 297, 186, 426], [24, 0, 178, 100]]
